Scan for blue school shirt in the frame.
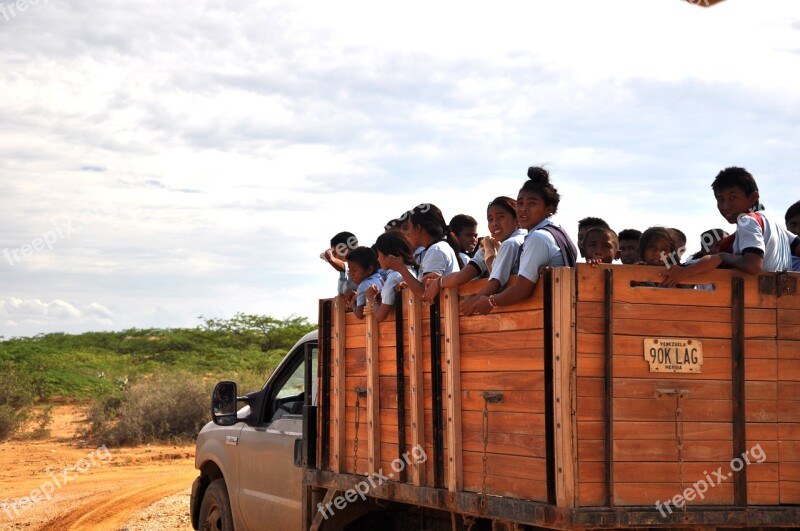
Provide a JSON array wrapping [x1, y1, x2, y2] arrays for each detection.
[[356, 272, 383, 307], [381, 266, 416, 306], [518, 219, 565, 284], [489, 228, 528, 286]]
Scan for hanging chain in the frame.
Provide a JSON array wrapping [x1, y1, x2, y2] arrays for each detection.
[[479, 391, 503, 513], [674, 395, 686, 513], [353, 387, 367, 475]]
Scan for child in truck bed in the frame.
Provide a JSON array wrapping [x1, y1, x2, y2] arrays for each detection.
[[426, 197, 527, 311], [346, 246, 383, 320], [466, 166, 577, 315], [385, 203, 461, 299], [660, 167, 800, 287], [365, 231, 418, 322]]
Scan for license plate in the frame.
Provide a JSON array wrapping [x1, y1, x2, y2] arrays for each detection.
[[644, 338, 703, 373]]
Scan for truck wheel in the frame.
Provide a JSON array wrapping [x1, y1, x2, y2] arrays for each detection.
[[199, 479, 234, 531]]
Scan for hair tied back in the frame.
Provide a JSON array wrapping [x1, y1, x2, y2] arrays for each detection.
[[527, 166, 550, 184]]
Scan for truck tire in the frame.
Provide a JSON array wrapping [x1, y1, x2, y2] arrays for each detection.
[[199, 478, 234, 531]]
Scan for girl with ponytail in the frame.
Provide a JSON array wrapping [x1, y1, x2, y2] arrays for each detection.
[[385, 203, 461, 298], [467, 166, 578, 315]]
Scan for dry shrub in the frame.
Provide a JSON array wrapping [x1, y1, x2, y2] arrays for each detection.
[[90, 371, 209, 445]]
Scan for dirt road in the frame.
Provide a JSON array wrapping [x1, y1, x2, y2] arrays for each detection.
[[0, 404, 197, 531]]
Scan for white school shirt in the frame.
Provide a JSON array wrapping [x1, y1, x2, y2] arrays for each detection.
[[418, 241, 460, 279], [467, 247, 488, 278], [518, 219, 565, 284], [733, 211, 794, 272], [489, 228, 528, 286]]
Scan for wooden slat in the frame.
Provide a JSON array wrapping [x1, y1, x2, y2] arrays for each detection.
[[443, 287, 463, 493], [552, 267, 577, 508], [407, 290, 425, 486], [333, 297, 346, 474], [365, 312, 380, 476]]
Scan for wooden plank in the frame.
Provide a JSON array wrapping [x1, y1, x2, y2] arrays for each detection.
[[461, 430, 546, 458], [460, 349, 544, 372], [613, 421, 732, 441], [462, 411, 546, 435], [552, 267, 577, 508], [614, 397, 732, 422], [442, 287, 463, 493], [462, 451, 548, 482], [461, 389, 544, 413], [458, 309, 543, 334], [333, 297, 346, 474], [406, 290, 425, 486], [365, 312, 380, 476], [614, 481, 733, 506], [613, 440, 733, 462]]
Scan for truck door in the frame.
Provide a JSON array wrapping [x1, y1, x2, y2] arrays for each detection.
[[236, 343, 317, 531]]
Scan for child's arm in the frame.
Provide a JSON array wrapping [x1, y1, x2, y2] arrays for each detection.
[[365, 284, 393, 322], [466, 276, 534, 315], [660, 254, 722, 287], [718, 251, 763, 275], [424, 263, 480, 303], [385, 255, 425, 297], [320, 249, 346, 272]]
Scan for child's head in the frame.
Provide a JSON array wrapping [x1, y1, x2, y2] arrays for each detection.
[[583, 227, 620, 264], [486, 196, 518, 242], [346, 246, 379, 285], [671, 227, 687, 259], [786, 200, 800, 235], [696, 228, 729, 257], [577, 217, 610, 258], [516, 166, 560, 230], [638, 227, 680, 265], [385, 215, 410, 233], [330, 232, 358, 259], [711, 167, 761, 224], [373, 231, 416, 271], [449, 214, 479, 256], [617, 229, 642, 265]]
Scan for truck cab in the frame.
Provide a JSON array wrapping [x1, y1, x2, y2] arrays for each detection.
[[190, 330, 318, 531]]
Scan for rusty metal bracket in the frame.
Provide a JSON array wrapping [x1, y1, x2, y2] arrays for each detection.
[[654, 388, 691, 399], [760, 273, 798, 297]]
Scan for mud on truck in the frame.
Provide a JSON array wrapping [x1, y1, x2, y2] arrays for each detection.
[[191, 265, 800, 530]]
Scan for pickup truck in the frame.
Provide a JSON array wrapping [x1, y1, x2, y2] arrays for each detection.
[[191, 265, 800, 530]]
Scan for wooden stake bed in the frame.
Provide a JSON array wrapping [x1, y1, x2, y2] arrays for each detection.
[[311, 265, 800, 529]]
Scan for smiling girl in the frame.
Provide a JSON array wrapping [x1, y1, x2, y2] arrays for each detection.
[[467, 167, 577, 315]]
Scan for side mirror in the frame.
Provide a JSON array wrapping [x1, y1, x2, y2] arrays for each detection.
[[211, 381, 238, 426]]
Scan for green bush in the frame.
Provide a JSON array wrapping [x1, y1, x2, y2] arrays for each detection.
[[0, 361, 36, 439], [89, 371, 210, 445]]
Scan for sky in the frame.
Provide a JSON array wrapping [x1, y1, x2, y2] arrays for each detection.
[[1, 0, 799, 337]]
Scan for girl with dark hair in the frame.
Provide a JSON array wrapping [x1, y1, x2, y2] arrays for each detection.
[[426, 197, 527, 307], [385, 203, 461, 298], [468, 167, 578, 315], [365, 232, 418, 322]]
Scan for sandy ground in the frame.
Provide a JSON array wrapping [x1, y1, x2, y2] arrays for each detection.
[[0, 403, 197, 531]]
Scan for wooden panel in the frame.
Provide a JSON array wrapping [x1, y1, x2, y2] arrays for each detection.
[[443, 287, 463, 493], [407, 290, 425, 486], [365, 313, 380, 476], [552, 267, 577, 508], [332, 297, 347, 474]]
